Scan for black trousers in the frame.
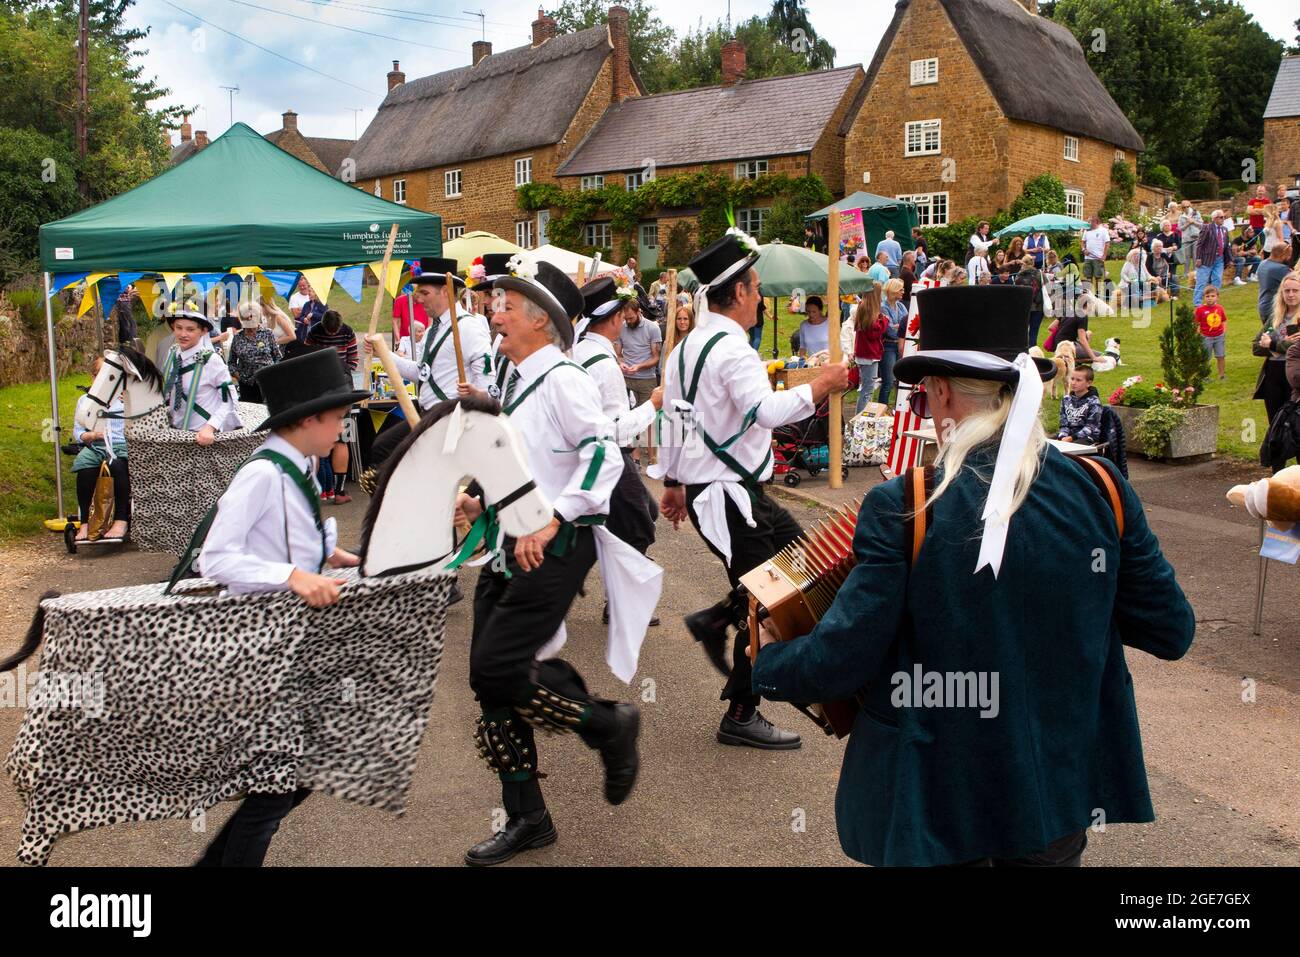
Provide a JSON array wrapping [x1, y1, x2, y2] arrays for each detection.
[[948, 830, 1087, 868], [685, 483, 804, 705], [195, 788, 312, 867], [75, 459, 132, 523], [1259, 360, 1291, 436], [605, 450, 657, 555], [470, 526, 606, 815]]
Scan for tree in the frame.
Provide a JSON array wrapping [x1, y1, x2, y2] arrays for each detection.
[[0, 128, 79, 284], [1047, 0, 1214, 176], [1291, 16, 1300, 55], [765, 0, 835, 70], [552, 0, 677, 93], [658, 14, 830, 92]]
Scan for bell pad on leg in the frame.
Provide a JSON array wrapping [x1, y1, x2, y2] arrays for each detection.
[[474, 714, 536, 775], [516, 686, 588, 735]]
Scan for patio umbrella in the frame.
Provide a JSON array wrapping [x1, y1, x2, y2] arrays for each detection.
[[994, 213, 1090, 237], [443, 231, 523, 270]]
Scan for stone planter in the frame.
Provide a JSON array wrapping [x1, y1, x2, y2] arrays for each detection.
[[1111, 404, 1219, 461]]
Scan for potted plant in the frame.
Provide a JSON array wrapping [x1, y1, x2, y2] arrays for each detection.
[[1106, 306, 1219, 460]]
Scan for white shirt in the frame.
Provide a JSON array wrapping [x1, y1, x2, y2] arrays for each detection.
[[797, 318, 830, 355], [289, 291, 310, 316], [197, 432, 339, 594], [572, 333, 658, 446], [502, 343, 623, 523], [396, 334, 426, 360], [1083, 227, 1111, 260], [969, 233, 995, 256], [967, 256, 989, 285], [390, 309, 493, 408], [162, 340, 242, 432]]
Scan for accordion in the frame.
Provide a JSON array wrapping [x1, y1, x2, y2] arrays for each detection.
[[740, 503, 862, 738]]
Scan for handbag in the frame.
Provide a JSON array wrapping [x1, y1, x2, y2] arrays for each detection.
[[86, 461, 116, 540]]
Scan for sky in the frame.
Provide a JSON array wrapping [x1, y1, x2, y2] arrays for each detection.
[[126, 0, 1299, 144]]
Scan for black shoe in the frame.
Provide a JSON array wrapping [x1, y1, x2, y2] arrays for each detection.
[[599, 703, 641, 805], [602, 603, 609, 624], [463, 812, 557, 867], [717, 710, 801, 750], [448, 581, 464, 606], [649, 616, 660, 627], [685, 607, 731, 677]]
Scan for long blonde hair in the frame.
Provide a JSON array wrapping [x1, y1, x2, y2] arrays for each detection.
[[921, 377, 1047, 520], [1270, 270, 1300, 330], [853, 282, 883, 331]]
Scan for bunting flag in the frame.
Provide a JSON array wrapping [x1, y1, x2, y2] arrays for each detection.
[[367, 258, 406, 299], [335, 264, 365, 303], [49, 272, 89, 297], [187, 273, 226, 296], [97, 277, 123, 315], [76, 278, 106, 317], [298, 266, 337, 304], [159, 273, 186, 296], [134, 276, 166, 319], [260, 271, 301, 298], [117, 272, 145, 288]]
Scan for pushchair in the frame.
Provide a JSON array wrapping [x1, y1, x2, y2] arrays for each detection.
[[771, 395, 849, 487]]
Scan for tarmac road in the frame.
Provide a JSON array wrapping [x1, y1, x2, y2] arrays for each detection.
[[0, 457, 1295, 867]]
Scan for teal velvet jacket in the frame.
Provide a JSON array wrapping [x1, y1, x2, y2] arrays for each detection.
[[751, 445, 1195, 867]]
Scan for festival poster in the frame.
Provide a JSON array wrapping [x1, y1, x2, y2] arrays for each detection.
[[839, 208, 866, 266]]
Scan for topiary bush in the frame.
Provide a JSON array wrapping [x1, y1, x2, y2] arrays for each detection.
[[1159, 303, 1212, 405]]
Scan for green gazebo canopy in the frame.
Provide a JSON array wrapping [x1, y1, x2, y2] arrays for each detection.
[[39, 123, 441, 273]]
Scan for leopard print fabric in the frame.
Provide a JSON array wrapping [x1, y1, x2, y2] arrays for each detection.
[[123, 403, 269, 555], [5, 567, 449, 865]]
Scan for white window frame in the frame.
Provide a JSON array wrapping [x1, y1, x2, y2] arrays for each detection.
[[733, 159, 769, 181], [736, 207, 769, 239], [446, 224, 465, 240], [640, 223, 658, 250], [585, 222, 612, 249], [393, 179, 407, 204], [896, 192, 949, 227], [373, 179, 381, 197], [444, 169, 462, 198], [910, 58, 938, 86], [1065, 189, 1085, 220], [515, 156, 532, 188], [515, 220, 534, 249], [1064, 136, 1080, 163], [580, 175, 604, 191], [1115, 149, 1126, 162], [904, 120, 942, 157], [625, 171, 646, 191]]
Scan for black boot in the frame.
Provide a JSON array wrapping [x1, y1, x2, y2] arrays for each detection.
[[595, 703, 640, 805], [685, 600, 734, 677], [717, 709, 801, 750], [464, 810, 557, 867]]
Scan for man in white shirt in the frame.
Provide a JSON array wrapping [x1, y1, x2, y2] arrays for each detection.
[[159, 307, 243, 444], [189, 348, 369, 866], [875, 230, 903, 278], [1081, 216, 1111, 284], [655, 231, 848, 749], [454, 258, 642, 867]]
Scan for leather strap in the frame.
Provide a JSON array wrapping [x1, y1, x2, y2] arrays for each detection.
[[903, 465, 936, 566], [1073, 454, 1125, 538]]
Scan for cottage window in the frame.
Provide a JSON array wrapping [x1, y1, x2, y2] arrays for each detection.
[[445, 169, 462, 198], [1065, 189, 1085, 219], [736, 207, 769, 239], [373, 179, 381, 197], [897, 192, 949, 227], [1064, 136, 1080, 162], [1115, 149, 1126, 162], [586, 223, 612, 249], [446, 225, 465, 240], [640, 224, 658, 249], [580, 175, 604, 190], [515, 157, 532, 188], [910, 58, 938, 86], [734, 160, 769, 180], [515, 220, 534, 249], [904, 120, 941, 157], [626, 171, 646, 190], [393, 179, 407, 204]]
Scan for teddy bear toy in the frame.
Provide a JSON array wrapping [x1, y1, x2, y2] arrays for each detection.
[[1226, 464, 1300, 530]]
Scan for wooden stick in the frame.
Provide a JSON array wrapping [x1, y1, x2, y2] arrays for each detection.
[[446, 272, 467, 385], [576, 262, 586, 287], [662, 267, 679, 357], [827, 211, 844, 491], [367, 223, 400, 338]]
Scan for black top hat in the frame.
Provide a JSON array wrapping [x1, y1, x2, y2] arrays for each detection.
[[254, 349, 370, 432], [494, 259, 583, 350], [411, 256, 465, 289], [893, 286, 1056, 385], [688, 231, 760, 293], [581, 275, 635, 320], [480, 253, 513, 282]]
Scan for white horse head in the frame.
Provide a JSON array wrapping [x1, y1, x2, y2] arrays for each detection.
[[75, 347, 166, 433], [359, 397, 553, 577]]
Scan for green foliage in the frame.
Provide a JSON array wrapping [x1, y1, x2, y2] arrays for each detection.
[[1159, 303, 1212, 403], [661, 221, 697, 269], [518, 171, 831, 257], [5, 287, 46, 333], [552, 0, 676, 92], [0, 127, 80, 285], [1110, 160, 1136, 199], [1008, 174, 1067, 221], [919, 176, 1068, 262], [1099, 188, 1126, 220], [1143, 163, 1178, 190], [1132, 403, 1187, 457]]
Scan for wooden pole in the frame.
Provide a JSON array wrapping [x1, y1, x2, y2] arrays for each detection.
[[827, 212, 843, 490], [662, 267, 678, 357], [367, 223, 400, 339], [445, 272, 467, 385]]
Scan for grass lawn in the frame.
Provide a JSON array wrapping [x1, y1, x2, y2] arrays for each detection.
[[0, 375, 88, 541]]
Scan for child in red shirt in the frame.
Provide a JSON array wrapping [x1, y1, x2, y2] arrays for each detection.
[[1194, 285, 1228, 380]]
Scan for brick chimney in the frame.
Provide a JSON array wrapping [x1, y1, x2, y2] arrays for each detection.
[[180, 115, 192, 142], [608, 5, 632, 102], [281, 110, 298, 132], [387, 60, 405, 92], [195, 130, 209, 148], [532, 8, 557, 46], [721, 39, 746, 87], [472, 39, 492, 65], [1018, 0, 1038, 13]]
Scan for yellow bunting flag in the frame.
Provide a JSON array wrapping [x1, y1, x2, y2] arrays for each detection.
[[298, 266, 336, 304], [159, 272, 186, 296], [368, 259, 406, 299], [369, 409, 391, 433], [77, 274, 110, 316], [134, 276, 165, 319], [229, 266, 277, 305]]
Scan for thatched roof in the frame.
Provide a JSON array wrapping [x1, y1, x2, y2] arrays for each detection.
[[1264, 55, 1300, 119], [844, 0, 1143, 153], [352, 26, 612, 179], [557, 66, 862, 175]]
